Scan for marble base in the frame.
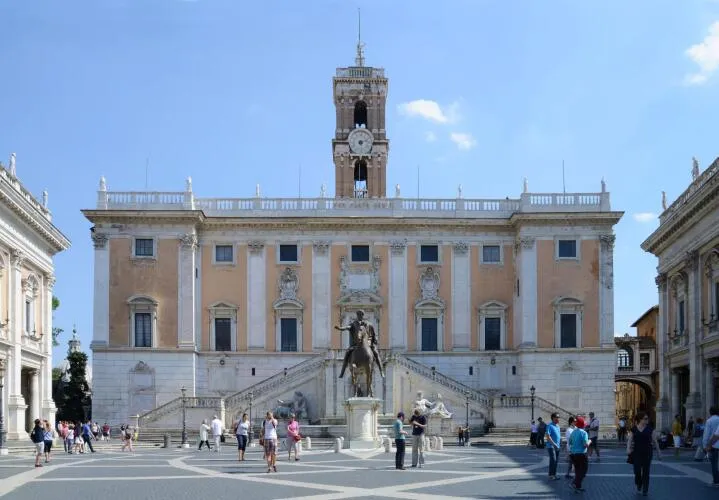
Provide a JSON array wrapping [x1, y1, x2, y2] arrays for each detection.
[[343, 397, 381, 450], [426, 415, 453, 436]]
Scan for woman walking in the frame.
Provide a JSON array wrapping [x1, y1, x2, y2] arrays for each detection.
[[263, 411, 278, 473], [198, 419, 211, 451], [286, 414, 301, 462], [627, 411, 662, 496], [235, 414, 249, 461], [42, 420, 55, 463]]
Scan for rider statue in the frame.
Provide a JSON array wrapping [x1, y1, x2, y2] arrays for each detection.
[[334, 310, 385, 379]]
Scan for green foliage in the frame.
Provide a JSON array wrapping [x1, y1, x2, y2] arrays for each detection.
[[51, 295, 62, 347], [59, 351, 90, 422], [52, 367, 63, 382]]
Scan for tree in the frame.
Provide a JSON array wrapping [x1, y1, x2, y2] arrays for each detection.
[[60, 351, 90, 422], [52, 295, 63, 347]]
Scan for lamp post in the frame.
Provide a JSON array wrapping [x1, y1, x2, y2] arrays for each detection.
[[530, 385, 536, 422], [180, 386, 188, 448], [248, 391, 254, 444], [0, 359, 6, 455], [465, 390, 470, 447]]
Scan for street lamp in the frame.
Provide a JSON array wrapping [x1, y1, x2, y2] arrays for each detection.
[[465, 390, 470, 447], [180, 386, 188, 448], [248, 391, 254, 444], [0, 359, 6, 455], [530, 385, 536, 422]]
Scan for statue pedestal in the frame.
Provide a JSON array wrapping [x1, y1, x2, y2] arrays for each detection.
[[343, 397, 381, 450], [427, 415, 452, 436]]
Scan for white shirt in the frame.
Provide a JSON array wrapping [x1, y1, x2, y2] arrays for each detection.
[[565, 426, 576, 452], [211, 418, 223, 437], [236, 421, 249, 437], [199, 423, 210, 441], [702, 414, 719, 450], [263, 419, 278, 440], [587, 418, 599, 438]]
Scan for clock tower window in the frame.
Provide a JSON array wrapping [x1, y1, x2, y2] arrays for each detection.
[[354, 100, 368, 128], [354, 160, 368, 198]]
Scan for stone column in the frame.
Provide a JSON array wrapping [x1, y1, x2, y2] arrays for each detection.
[[655, 273, 670, 430], [29, 369, 40, 423], [247, 241, 266, 350], [599, 234, 616, 347], [516, 237, 537, 347], [312, 241, 331, 349], [177, 233, 197, 348], [6, 250, 27, 439], [90, 232, 110, 348], [684, 251, 703, 413], [389, 240, 407, 349], [452, 242, 471, 350], [705, 360, 715, 418], [42, 274, 56, 425], [671, 371, 680, 419]]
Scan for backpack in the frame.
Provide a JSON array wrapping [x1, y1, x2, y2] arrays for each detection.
[[693, 424, 704, 439], [30, 426, 44, 443]]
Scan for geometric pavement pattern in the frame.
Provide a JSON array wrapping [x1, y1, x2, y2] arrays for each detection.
[[0, 444, 716, 499]]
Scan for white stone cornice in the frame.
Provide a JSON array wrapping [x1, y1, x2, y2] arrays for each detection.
[[92, 232, 108, 249]]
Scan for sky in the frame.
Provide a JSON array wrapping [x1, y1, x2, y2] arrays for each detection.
[[1, 0, 719, 365]]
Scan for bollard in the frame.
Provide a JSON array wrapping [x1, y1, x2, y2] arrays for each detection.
[[431, 436, 438, 450], [163, 434, 171, 449], [305, 436, 312, 450], [334, 438, 342, 453], [384, 436, 391, 453], [437, 437, 444, 450]]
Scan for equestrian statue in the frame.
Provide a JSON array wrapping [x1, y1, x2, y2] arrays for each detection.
[[334, 310, 385, 398]]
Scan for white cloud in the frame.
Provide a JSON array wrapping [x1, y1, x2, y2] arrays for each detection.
[[424, 131, 437, 142], [684, 21, 719, 85], [449, 132, 476, 150], [633, 212, 657, 223], [398, 99, 459, 124]]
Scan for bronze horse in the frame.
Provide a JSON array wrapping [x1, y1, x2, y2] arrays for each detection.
[[349, 327, 375, 397]]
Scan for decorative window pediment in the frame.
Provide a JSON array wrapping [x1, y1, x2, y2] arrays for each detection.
[[553, 297, 583, 348], [479, 300, 508, 312], [278, 267, 300, 301], [22, 274, 40, 297], [339, 255, 381, 294], [209, 301, 237, 352], [418, 266, 440, 301], [478, 300, 508, 351]]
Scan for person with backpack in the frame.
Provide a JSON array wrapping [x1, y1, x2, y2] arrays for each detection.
[[30, 419, 45, 467]]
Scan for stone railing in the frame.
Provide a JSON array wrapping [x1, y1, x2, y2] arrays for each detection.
[[224, 354, 327, 411], [495, 395, 574, 422], [97, 188, 611, 218], [660, 156, 719, 224], [335, 67, 385, 78], [0, 165, 52, 220], [388, 353, 493, 409], [138, 396, 223, 427]]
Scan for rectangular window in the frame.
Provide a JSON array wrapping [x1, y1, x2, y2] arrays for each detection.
[[560, 313, 577, 348], [420, 245, 439, 263], [482, 245, 501, 263], [214, 318, 232, 351], [678, 300, 685, 332], [351, 245, 370, 262], [215, 245, 233, 263], [25, 300, 31, 332], [134, 312, 152, 347], [279, 244, 298, 263], [484, 317, 501, 350], [557, 240, 577, 259], [640, 353, 650, 371], [280, 318, 298, 352], [135, 238, 154, 257], [421, 317, 438, 351]]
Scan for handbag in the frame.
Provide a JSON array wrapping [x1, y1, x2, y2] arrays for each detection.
[[626, 453, 634, 464], [294, 435, 302, 442], [220, 434, 226, 443]]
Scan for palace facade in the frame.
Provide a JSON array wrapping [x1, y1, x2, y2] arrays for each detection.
[[642, 157, 719, 431], [0, 155, 70, 443], [84, 46, 622, 432]]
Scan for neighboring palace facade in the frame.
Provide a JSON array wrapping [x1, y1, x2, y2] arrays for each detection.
[[84, 46, 623, 433], [642, 157, 719, 431], [0, 155, 70, 441]]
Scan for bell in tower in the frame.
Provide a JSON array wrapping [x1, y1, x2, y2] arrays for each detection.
[[332, 14, 389, 199]]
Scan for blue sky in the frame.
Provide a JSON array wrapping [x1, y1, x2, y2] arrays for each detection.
[[1, 0, 718, 365]]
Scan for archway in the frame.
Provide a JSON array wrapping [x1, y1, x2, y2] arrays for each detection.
[[615, 378, 655, 426]]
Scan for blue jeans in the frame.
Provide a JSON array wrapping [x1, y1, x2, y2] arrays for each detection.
[[711, 448, 718, 485], [547, 447, 560, 477]]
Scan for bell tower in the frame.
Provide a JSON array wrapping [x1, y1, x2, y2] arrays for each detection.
[[332, 16, 388, 198]]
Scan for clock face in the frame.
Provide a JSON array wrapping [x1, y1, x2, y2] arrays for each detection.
[[348, 128, 373, 155]]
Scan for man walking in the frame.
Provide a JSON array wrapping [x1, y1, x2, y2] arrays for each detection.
[[30, 419, 45, 468], [81, 420, 96, 453], [410, 409, 426, 468], [587, 412, 600, 462], [703, 406, 719, 488], [211, 415, 224, 453], [545, 412, 562, 480]]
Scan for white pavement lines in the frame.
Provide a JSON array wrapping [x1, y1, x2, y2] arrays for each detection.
[[34, 475, 210, 482], [0, 457, 96, 498], [660, 460, 715, 485]]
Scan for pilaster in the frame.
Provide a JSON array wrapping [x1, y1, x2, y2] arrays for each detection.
[[247, 241, 266, 350], [516, 237, 537, 347], [684, 250, 703, 413], [599, 234, 616, 347], [90, 232, 110, 348], [4, 349, 27, 440], [177, 233, 197, 348], [42, 274, 56, 424], [451, 241, 470, 350], [312, 241, 331, 349], [389, 240, 407, 349], [655, 273, 670, 430]]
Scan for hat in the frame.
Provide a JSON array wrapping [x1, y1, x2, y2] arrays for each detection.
[[397, 412, 405, 418], [575, 417, 585, 429]]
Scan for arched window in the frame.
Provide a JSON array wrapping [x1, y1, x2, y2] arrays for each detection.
[[21, 274, 40, 336], [354, 160, 368, 198], [617, 348, 633, 369], [354, 100, 367, 128]]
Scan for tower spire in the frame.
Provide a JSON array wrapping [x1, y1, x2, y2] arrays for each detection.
[[355, 8, 365, 66]]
